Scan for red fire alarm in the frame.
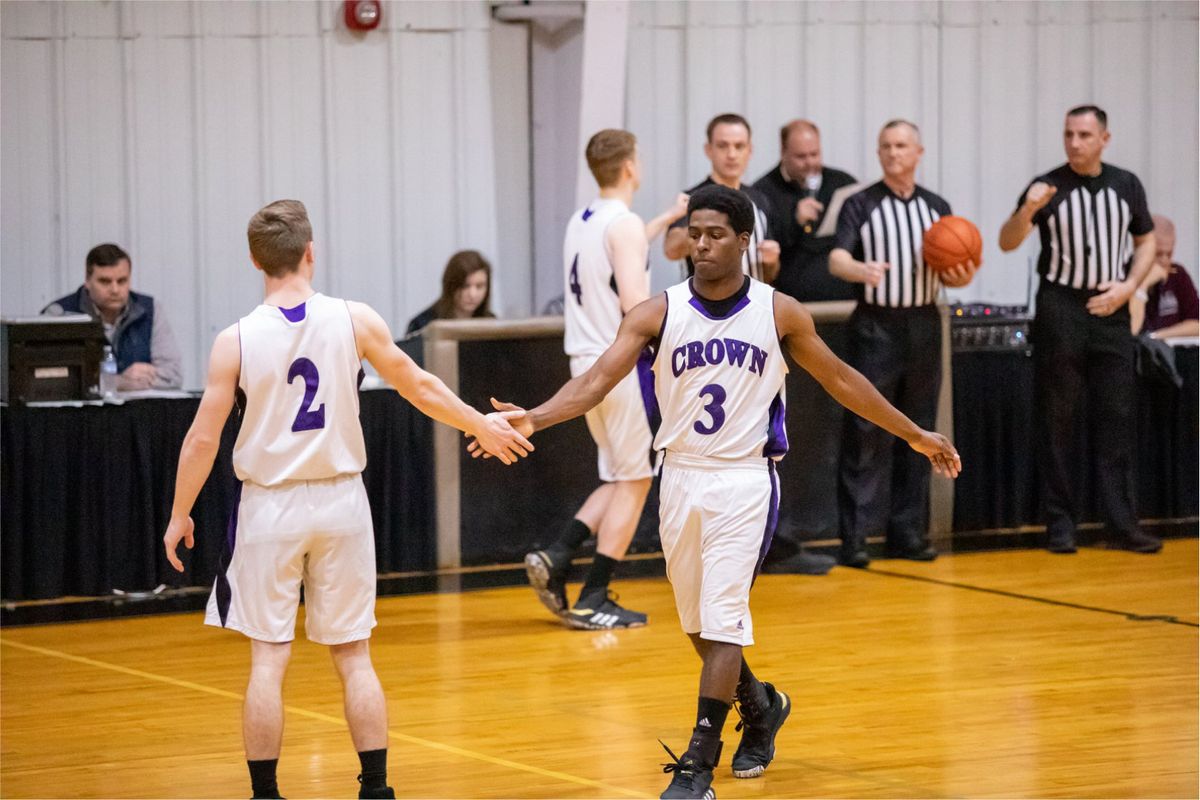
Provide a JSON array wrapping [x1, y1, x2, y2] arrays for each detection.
[[344, 0, 382, 31]]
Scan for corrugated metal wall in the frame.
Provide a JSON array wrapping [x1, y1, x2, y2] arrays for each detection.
[[628, 1, 1199, 304], [1, 0, 529, 387], [3, 1, 1196, 387]]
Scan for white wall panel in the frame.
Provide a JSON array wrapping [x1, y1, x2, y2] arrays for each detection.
[[624, 0, 1198, 307], [0, 39, 61, 315], [2, 0, 523, 386], [3, 0, 1197, 387]]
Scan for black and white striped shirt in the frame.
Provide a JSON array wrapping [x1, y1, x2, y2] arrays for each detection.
[[835, 181, 951, 308], [1016, 163, 1153, 289], [672, 177, 772, 282]]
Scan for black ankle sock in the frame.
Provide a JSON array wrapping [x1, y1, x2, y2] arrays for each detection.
[[686, 695, 730, 766], [579, 553, 618, 601], [248, 758, 280, 799], [552, 519, 593, 557], [736, 659, 769, 711], [358, 748, 388, 791]]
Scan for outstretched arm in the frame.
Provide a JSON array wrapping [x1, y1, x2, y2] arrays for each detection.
[[163, 325, 240, 571], [774, 294, 960, 477], [346, 301, 532, 463], [528, 294, 665, 434]]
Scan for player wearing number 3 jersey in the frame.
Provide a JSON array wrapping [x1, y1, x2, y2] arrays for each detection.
[[162, 200, 531, 800], [476, 185, 961, 799]]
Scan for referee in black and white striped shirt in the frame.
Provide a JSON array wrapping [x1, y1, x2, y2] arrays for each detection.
[[829, 120, 977, 567], [999, 105, 1161, 555]]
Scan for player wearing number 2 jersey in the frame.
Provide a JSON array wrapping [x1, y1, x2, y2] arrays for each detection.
[[478, 185, 961, 799], [162, 200, 530, 800]]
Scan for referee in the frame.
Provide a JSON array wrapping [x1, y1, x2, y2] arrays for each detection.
[[829, 119, 976, 568], [999, 105, 1161, 555], [663, 113, 780, 283]]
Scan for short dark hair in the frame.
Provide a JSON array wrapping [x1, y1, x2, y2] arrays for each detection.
[[1067, 104, 1108, 129], [706, 113, 751, 142], [687, 184, 755, 236], [585, 129, 637, 188], [433, 250, 494, 320], [85, 243, 130, 277], [247, 200, 313, 277]]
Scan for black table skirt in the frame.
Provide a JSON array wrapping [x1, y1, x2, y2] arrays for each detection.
[[952, 346, 1199, 530], [3, 341, 1195, 602], [2, 391, 433, 601]]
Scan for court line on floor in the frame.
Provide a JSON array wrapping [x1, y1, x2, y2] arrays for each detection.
[[863, 569, 1199, 627], [0, 636, 650, 798]]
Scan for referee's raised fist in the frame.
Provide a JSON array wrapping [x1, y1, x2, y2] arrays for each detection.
[[1024, 181, 1057, 211]]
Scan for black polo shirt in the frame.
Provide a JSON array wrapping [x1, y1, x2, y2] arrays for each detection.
[[753, 164, 858, 301]]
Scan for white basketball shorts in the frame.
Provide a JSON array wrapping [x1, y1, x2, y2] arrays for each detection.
[[570, 353, 655, 482], [658, 452, 780, 646], [205, 472, 377, 645]]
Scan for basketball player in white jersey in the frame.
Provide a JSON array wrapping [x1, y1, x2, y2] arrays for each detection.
[[525, 128, 688, 630], [476, 185, 959, 798], [162, 200, 531, 800]]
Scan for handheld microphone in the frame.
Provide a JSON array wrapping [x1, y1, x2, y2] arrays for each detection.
[[802, 173, 821, 233]]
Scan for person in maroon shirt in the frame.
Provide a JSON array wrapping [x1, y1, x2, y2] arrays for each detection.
[[1129, 215, 1200, 339]]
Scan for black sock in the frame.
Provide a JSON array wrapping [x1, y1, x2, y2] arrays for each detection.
[[686, 695, 730, 766], [736, 658, 769, 712], [358, 748, 388, 791], [248, 758, 280, 799], [579, 553, 618, 601], [550, 518, 592, 558]]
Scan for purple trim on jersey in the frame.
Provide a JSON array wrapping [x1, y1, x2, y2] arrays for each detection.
[[649, 291, 670, 367], [214, 480, 244, 627], [279, 301, 307, 322], [636, 347, 661, 434], [753, 461, 781, 578], [688, 293, 750, 320], [762, 391, 789, 458]]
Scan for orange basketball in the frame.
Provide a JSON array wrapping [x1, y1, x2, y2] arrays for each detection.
[[923, 216, 983, 274]]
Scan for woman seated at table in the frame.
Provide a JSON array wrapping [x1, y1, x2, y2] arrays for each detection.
[[406, 250, 496, 335]]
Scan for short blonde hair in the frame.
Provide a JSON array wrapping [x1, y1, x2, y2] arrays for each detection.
[[586, 129, 637, 188], [247, 200, 312, 277]]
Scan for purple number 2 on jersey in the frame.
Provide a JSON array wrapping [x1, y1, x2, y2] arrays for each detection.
[[287, 357, 326, 432]]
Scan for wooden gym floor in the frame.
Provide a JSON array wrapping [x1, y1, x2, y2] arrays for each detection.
[[2, 540, 1196, 799]]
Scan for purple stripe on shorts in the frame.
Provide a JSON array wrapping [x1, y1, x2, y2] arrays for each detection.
[[688, 293, 751, 321], [754, 461, 781, 578], [215, 480, 243, 627], [762, 391, 789, 458], [279, 301, 307, 322]]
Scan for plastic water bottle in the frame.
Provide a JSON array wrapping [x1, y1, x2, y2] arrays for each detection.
[[100, 345, 118, 399]]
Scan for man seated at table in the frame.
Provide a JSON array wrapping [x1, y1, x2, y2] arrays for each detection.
[[42, 243, 183, 389], [1129, 215, 1200, 340]]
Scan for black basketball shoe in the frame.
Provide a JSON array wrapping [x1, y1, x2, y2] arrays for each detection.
[[524, 549, 569, 618], [566, 590, 647, 630], [731, 682, 791, 778], [357, 775, 395, 799], [660, 740, 719, 799]]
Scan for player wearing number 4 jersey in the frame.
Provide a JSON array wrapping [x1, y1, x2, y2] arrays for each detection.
[[474, 185, 960, 799], [526, 128, 688, 631], [162, 200, 530, 800]]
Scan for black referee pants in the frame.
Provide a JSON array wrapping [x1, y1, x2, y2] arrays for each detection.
[[1032, 282, 1139, 545], [838, 304, 941, 553]]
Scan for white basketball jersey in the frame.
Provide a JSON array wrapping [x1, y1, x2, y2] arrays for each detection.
[[652, 279, 788, 460], [233, 293, 367, 486], [563, 198, 647, 358]]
